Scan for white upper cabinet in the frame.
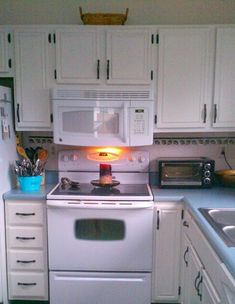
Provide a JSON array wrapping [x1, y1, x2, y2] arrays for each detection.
[[0, 28, 13, 75], [55, 28, 101, 84], [55, 27, 153, 85], [213, 28, 235, 129], [106, 29, 152, 84], [156, 28, 213, 131], [14, 28, 53, 130]]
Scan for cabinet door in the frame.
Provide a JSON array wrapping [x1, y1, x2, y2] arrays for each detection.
[[55, 28, 101, 84], [213, 28, 235, 129], [14, 28, 53, 130], [106, 29, 152, 84], [201, 269, 221, 304], [156, 28, 212, 130], [152, 203, 182, 302], [0, 28, 10, 73]]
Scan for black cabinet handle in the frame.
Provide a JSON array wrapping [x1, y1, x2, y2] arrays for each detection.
[[197, 276, 203, 300], [16, 236, 35, 240], [194, 271, 201, 293], [17, 260, 36, 264], [48, 33, 52, 43], [16, 104, 20, 123], [18, 282, 37, 286], [16, 212, 35, 216], [203, 104, 207, 123], [107, 60, 110, 80], [183, 246, 189, 267], [214, 104, 217, 123], [157, 210, 160, 230], [97, 59, 100, 79]]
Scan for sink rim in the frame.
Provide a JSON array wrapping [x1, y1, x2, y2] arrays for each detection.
[[198, 208, 235, 247]]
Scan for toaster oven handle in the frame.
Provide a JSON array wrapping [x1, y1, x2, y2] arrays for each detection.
[[47, 200, 153, 210]]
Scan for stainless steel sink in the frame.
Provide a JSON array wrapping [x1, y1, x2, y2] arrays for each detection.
[[198, 208, 235, 247]]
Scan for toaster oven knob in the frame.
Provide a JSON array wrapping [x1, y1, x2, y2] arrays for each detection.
[[70, 154, 78, 161], [204, 170, 211, 178], [204, 177, 211, 184], [204, 163, 211, 170], [62, 155, 69, 162], [128, 155, 136, 162]]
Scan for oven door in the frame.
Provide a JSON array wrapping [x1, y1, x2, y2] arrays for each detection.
[[52, 99, 129, 146], [47, 200, 153, 271]]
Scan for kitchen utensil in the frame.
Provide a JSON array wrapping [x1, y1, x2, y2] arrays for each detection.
[[61, 177, 80, 188], [16, 145, 29, 160], [37, 148, 48, 162]]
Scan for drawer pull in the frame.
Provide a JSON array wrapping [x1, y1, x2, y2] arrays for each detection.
[[16, 212, 36, 216], [17, 282, 37, 286], [17, 260, 36, 264], [16, 236, 36, 241]]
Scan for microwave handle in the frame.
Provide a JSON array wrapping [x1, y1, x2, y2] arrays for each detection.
[[123, 103, 129, 144]]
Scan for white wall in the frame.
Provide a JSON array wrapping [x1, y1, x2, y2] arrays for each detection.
[[0, 0, 235, 25]]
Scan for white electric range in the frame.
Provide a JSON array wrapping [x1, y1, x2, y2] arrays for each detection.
[[47, 149, 153, 304]]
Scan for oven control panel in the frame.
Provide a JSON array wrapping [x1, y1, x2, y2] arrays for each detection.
[[58, 150, 150, 172]]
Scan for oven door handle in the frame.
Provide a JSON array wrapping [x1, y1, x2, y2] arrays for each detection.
[[46, 200, 153, 209]]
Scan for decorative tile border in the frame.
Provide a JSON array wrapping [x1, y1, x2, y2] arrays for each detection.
[[153, 137, 235, 145]]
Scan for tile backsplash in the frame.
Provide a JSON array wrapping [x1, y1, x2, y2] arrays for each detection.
[[22, 132, 235, 173]]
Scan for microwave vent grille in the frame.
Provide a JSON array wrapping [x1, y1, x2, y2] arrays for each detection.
[[52, 89, 151, 100]]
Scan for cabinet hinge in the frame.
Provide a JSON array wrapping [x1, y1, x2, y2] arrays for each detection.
[[156, 34, 159, 44], [151, 70, 153, 80], [50, 114, 53, 123], [53, 33, 56, 44], [54, 69, 57, 79], [8, 59, 12, 69], [178, 286, 181, 295], [154, 114, 157, 124], [7, 33, 11, 43], [181, 209, 184, 220]]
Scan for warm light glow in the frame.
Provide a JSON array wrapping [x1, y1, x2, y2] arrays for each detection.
[[87, 147, 124, 162]]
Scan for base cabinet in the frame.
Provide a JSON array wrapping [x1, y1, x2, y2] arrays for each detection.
[[181, 210, 235, 304], [152, 203, 182, 303], [5, 200, 48, 301]]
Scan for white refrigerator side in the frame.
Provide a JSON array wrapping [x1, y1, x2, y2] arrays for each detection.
[[0, 86, 17, 303]]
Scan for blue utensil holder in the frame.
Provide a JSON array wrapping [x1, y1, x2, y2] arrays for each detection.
[[18, 175, 42, 192]]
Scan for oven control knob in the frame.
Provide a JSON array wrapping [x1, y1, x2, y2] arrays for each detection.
[[70, 154, 78, 161], [62, 155, 69, 162], [138, 155, 145, 163], [128, 156, 136, 162]]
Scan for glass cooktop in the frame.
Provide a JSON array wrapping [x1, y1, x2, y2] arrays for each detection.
[[48, 183, 152, 199]]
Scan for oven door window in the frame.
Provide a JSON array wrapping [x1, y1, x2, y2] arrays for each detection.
[[74, 219, 125, 241]]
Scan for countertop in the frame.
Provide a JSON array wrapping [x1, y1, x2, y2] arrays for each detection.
[[3, 184, 235, 279], [152, 186, 235, 279]]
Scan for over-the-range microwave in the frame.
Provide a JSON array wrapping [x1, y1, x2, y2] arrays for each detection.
[[158, 157, 215, 188], [52, 88, 154, 147]]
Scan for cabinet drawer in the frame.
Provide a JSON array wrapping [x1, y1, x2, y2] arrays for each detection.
[[8, 250, 45, 271], [8, 227, 43, 249], [6, 202, 44, 225], [8, 272, 48, 299]]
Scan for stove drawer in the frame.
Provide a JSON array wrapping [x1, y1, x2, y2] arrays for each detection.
[[8, 227, 43, 249], [6, 202, 44, 225], [50, 271, 151, 304], [8, 272, 48, 300], [8, 250, 45, 271]]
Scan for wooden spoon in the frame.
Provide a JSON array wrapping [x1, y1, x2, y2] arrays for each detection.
[[37, 149, 48, 162], [16, 145, 29, 160]]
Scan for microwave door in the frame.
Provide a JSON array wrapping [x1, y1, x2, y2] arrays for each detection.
[[53, 99, 130, 146]]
